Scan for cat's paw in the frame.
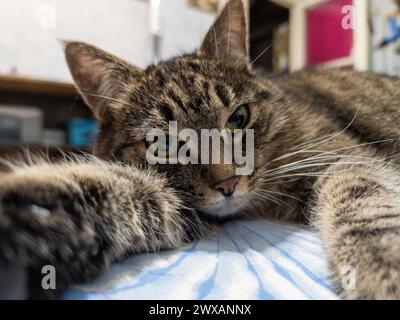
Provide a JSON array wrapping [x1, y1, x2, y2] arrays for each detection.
[[336, 239, 400, 300], [341, 271, 400, 300], [0, 173, 101, 286]]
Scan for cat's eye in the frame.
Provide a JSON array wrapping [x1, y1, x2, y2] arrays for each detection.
[[226, 105, 250, 130]]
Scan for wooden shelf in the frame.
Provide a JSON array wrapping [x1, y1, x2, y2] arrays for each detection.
[[0, 75, 78, 97]]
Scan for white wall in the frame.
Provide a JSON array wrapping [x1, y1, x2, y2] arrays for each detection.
[[0, 0, 214, 83], [159, 0, 214, 59]]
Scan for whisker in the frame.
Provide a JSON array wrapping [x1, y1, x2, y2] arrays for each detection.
[[82, 92, 131, 106], [213, 24, 219, 61], [265, 189, 305, 204], [263, 171, 353, 183], [274, 106, 362, 163], [250, 42, 273, 66], [270, 139, 395, 174], [285, 149, 399, 168], [267, 152, 395, 177], [262, 157, 380, 183], [253, 190, 286, 207], [227, 1, 231, 57], [289, 133, 336, 151]]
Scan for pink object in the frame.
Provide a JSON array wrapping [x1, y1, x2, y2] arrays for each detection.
[[306, 0, 353, 65]]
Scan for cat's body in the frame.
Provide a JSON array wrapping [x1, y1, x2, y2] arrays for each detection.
[[1, 0, 400, 299], [282, 69, 400, 161]]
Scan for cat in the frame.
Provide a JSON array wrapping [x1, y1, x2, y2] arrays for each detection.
[[1, 0, 400, 299]]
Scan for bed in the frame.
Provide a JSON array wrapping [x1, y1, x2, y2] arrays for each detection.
[[63, 219, 338, 300]]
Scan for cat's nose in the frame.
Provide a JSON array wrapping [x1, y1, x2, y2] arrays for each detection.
[[213, 176, 240, 198]]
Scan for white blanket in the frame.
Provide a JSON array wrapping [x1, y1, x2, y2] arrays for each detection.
[[63, 219, 338, 300]]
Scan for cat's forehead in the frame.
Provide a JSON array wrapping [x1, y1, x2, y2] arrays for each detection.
[[143, 55, 248, 90], [124, 55, 250, 127], [147, 55, 224, 78]]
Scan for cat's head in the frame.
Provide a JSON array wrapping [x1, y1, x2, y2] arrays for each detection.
[[65, 0, 290, 218]]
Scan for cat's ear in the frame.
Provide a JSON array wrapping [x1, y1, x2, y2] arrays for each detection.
[[64, 41, 144, 122], [198, 0, 248, 64]]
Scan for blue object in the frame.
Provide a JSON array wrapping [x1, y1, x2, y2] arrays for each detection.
[[380, 16, 400, 47], [67, 118, 98, 147], [63, 219, 338, 300]]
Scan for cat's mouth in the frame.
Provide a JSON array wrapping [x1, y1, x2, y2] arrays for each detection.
[[198, 194, 249, 217]]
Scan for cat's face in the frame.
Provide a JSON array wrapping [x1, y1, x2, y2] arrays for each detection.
[[95, 54, 285, 218], [65, 0, 289, 217]]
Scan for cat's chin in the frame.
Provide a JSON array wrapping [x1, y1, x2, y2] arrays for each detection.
[[198, 196, 248, 218]]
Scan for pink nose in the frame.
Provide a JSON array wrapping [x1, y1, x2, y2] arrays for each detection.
[[213, 176, 240, 197]]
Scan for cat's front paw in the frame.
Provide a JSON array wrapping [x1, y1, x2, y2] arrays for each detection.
[[341, 269, 400, 300], [335, 237, 400, 300], [0, 173, 102, 286]]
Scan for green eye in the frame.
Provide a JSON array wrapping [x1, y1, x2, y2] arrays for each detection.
[[226, 105, 250, 130]]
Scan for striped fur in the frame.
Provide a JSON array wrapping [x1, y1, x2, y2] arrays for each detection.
[[1, 0, 400, 299]]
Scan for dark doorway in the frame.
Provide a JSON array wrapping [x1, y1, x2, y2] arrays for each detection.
[[249, 0, 290, 74]]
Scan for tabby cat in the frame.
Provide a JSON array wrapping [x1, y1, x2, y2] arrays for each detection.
[[1, 0, 400, 299]]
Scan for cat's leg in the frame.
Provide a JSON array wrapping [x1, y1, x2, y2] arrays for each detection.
[[0, 157, 212, 298], [312, 154, 400, 299]]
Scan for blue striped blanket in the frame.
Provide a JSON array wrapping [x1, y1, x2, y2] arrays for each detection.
[[63, 219, 338, 300]]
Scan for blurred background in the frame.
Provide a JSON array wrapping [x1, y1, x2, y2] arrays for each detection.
[[0, 0, 399, 158]]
